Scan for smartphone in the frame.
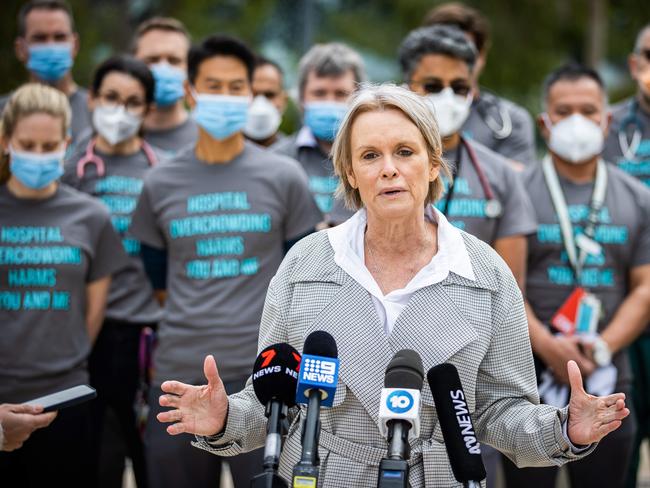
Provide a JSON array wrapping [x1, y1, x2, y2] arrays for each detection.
[[25, 385, 97, 412]]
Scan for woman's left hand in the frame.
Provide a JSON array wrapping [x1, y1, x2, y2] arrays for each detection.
[[566, 360, 630, 446]]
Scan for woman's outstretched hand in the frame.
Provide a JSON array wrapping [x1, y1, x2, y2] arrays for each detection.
[[157, 355, 229, 436], [566, 360, 629, 446]]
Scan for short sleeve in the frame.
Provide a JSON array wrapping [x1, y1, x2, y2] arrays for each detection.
[[631, 186, 650, 268], [281, 160, 323, 240], [494, 167, 537, 239], [87, 213, 129, 283], [129, 181, 166, 249], [505, 107, 537, 166]]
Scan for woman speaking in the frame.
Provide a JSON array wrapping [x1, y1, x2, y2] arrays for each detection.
[[155, 85, 629, 486]]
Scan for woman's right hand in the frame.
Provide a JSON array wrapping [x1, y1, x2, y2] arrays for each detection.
[[157, 355, 229, 436]]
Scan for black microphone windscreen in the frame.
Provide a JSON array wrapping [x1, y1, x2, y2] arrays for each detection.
[[252, 343, 302, 407], [384, 349, 424, 390], [303, 330, 338, 358], [427, 363, 486, 483]]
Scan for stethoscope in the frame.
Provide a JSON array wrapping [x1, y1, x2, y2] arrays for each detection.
[[76, 137, 158, 178], [475, 90, 512, 140], [440, 136, 503, 219], [617, 99, 644, 161]]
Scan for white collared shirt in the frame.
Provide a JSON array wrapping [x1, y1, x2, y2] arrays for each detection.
[[328, 206, 476, 335]]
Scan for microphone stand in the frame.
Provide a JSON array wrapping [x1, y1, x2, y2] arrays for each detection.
[[251, 402, 289, 488], [377, 420, 411, 488], [291, 392, 321, 487]]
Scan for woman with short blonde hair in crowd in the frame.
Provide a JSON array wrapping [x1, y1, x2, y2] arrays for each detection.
[[0, 83, 128, 487]]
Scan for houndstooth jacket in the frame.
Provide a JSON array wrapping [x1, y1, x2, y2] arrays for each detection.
[[194, 230, 594, 487]]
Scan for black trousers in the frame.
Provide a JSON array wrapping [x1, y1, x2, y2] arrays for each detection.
[[89, 319, 153, 488], [502, 399, 637, 488], [145, 377, 264, 488], [0, 402, 93, 487]]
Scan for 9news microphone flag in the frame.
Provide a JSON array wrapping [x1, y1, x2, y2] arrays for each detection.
[[377, 350, 424, 488], [292, 331, 339, 488], [250, 343, 302, 488], [427, 363, 486, 488]]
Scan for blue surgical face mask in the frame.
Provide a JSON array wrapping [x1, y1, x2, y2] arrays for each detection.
[[27, 43, 74, 82], [151, 63, 186, 107], [191, 90, 250, 140], [9, 147, 65, 189], [303, 101, 348, 142]]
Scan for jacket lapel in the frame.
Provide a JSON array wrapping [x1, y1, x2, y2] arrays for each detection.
[[304, 277, 394, 425]]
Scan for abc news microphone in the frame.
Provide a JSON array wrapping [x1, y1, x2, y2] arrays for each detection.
[[250, 343, 302, 488], [428, 363, 486, 488], [292, 331, 339, 488], [377, 350, 424, 488]]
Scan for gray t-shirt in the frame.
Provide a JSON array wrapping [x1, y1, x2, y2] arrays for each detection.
[[0, 88, 91, 154], [61, 145, 163, 325], [462, 91, 537, 166], [273, 128, 353, 225], [0, 184, 129, 402], [524, 162, 650, 386], [143, 117, 199, 158], [129, 142, 322, 384], [434, 139, 537, 244], [603, 97, 650, 186]]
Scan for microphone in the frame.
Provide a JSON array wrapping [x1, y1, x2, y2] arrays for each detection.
[[250, 343, 302, 488], [377, 350, 423, 488], [427, 363, 486, 488], [292, 331, 339, 488]]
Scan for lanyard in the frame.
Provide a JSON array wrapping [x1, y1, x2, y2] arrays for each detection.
[[618, 100, 643, 161], [441, 137, 502, 219], [542, 155, 607, 282]]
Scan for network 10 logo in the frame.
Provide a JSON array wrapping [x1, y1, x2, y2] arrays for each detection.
[[386, 390, 414, 414]]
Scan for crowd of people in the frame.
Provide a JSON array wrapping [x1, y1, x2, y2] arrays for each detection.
[[0, 1, 649, 487]]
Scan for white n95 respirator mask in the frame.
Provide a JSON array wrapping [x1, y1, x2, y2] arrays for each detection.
[[93, 106, 143, 146], [544, 113, 604, 164], [243, 95, 281, 140], [427, 87, 473, 137]]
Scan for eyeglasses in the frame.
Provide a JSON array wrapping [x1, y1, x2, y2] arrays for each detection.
[[410, 79, 471, 97], [97, 92, 146, 115]]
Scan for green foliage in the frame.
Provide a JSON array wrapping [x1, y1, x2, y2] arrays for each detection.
[[1, 0, 648, 122]]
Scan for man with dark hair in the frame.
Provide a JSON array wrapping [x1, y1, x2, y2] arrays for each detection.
[[1, 0, 90, 148], [132, 17, 198, 156], [244, 57, 287, 147], [505, 62, 650, 487], [399, 24, 536, 486], [129, 34, 321, 488], [272, 42, 366, 226], [424, 2, 536, 168], [602, 23, 650, 488]]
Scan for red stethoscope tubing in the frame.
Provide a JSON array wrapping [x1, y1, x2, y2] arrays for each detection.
[[461, 136, 497, 201], [76, 138, 157, 178]]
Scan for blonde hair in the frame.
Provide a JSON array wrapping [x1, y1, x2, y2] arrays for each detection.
[[332, 83, 451, 210], [0, 83, 71, 184]]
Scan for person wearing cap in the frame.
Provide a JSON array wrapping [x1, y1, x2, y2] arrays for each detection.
[[423, 2, 536, 169]]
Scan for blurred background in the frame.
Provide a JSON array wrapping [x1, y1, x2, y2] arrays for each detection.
[[1, 0, 649, 134]]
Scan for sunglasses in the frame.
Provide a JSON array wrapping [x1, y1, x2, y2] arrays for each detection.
[[411, 80, 471, 97]]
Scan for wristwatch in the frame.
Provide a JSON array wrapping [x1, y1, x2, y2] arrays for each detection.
[[592, 336, 612, 367]]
